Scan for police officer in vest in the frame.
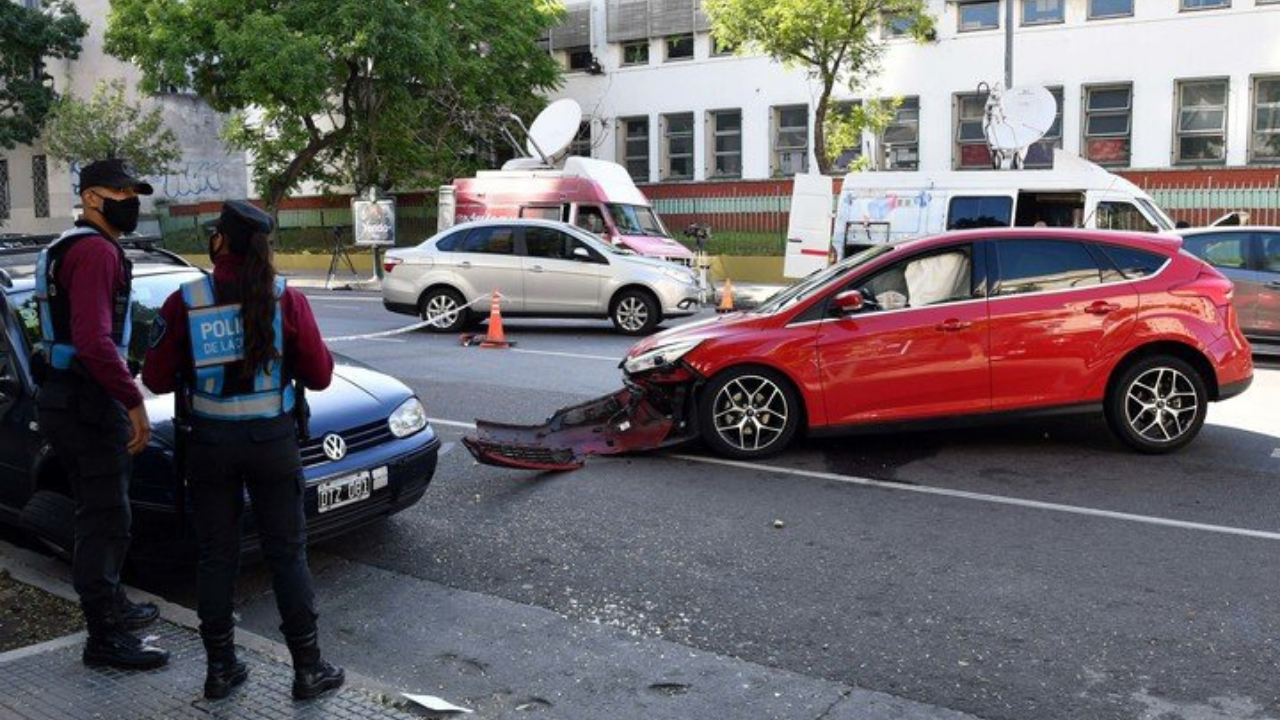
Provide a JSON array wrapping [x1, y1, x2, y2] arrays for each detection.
[[142, 200, 343, 701], [34, 158, 168, 670]]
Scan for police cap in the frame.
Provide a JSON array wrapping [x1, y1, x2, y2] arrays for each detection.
[[215, 200, 275, 251], [80, 158, 154, 196]]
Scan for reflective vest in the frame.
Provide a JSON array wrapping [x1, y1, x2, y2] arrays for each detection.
[[35, 228, 133, 371], [181, 275, 294, 421]]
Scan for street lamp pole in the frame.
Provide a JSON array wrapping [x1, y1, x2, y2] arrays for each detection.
[[1005, 0, 1014, 88]]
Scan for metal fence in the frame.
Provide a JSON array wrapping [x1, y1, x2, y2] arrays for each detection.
[[1142, 181, 1280, 228]]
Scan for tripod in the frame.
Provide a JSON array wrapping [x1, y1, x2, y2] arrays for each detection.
[[325, 226, 359, 290]]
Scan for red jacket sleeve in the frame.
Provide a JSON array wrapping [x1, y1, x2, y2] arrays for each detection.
[[283, 288, 334, 390], [141, 292, 189, 395], [60, 238, 144, 410]]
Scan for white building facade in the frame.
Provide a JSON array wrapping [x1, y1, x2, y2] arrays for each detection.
[[545, 0, 1280, 185], [0, 0, 246, 235]]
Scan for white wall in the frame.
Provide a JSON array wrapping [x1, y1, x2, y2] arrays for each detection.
[[549, 0, 1280, 181]]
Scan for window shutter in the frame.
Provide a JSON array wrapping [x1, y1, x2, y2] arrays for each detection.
[[550, 4, 592, 50], [608, 0, 651, 42]]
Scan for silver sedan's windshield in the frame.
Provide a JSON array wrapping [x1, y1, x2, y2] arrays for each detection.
[[754, 245, 896, 314]]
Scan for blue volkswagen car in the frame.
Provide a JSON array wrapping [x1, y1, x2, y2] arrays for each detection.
[[0, 238, 438, 575]]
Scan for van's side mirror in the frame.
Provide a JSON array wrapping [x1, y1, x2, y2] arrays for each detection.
[[572, 247, 591, 261], [833, 290, 864, 315]]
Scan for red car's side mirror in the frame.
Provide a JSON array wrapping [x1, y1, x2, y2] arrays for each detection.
[[834, 290, 864, 314]]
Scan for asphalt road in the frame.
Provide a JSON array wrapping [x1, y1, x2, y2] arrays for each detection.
[[207, 292, 1279, 720]]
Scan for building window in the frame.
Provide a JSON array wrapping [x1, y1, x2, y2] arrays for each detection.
[[0, 160, 9, 221], [708, 109, 742, 178], [958, 1, 1001, 32], [1024, 87, 1064, 168], [568, 121, 592, 158], [1251, 75, 1280, 163], [622, 40, 649, 66], [619, 116, 650, 182], [661, 113, 694, 180], [829, 101, 863, 171], [1088, 0, 1133, 19], [881, 13, 913, 38], [565, 46, 594, 72], [954, 92, 992, 170], [881, 97, 920, 170], [32, 155, 49, 218], [711, 34, 737, 56], [1083, 84, 1132, 167], [1175, 79, 1228, 165], [1022, 0, 1064, 25], [1181, 0, 1229, 9], [665, 34, 693, 62], [772, 105, 809, 176]]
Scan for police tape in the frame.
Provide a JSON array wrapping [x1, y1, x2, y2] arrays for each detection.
[[322, 293, 492, 343]]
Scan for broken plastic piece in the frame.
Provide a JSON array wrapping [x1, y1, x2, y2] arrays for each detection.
[[402, 693, 473, 714]]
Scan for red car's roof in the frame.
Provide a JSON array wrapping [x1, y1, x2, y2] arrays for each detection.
[[903, 228, 1184, 255]]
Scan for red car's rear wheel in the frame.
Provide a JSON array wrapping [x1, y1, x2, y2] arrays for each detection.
[[1106, 355, 1208, 454]]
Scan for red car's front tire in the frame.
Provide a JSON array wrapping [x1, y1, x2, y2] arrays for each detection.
[[699, 367, 800, 460]]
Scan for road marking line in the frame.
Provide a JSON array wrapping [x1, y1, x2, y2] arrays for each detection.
[[511, 349, 620, 362], [303, 294, 383, 303], [427, 414, 1280, 541]]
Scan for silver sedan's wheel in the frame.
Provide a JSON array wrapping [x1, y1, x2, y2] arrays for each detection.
[[700, 368, 800, 459], [610, 290, 659, 335], [420, 288, 467, 333], [1105, 355, 1207, 454]]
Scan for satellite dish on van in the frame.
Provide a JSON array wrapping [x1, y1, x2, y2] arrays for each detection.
[[526, 99, 584, 162], [985, 85, 1057, 152]]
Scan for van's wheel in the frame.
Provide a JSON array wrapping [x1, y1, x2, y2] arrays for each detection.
[[420, 288, 469, 333], [1105, 355, 1208, 454], [19, 490, 76, 560], [611, 290, 659, 335], [699, 367, 800, 459]]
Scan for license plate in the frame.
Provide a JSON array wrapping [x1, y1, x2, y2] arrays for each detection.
[[317, 469, 378, 514]]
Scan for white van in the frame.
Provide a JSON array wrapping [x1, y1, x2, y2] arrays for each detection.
[[785, 151, 1176, 279]]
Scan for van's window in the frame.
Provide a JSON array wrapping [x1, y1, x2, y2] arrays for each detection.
[[608, 204, 669, 237], [1096, 201, 1155, 233], [855, 247, 974, 311], [520, 206, 563, 221], [1134, 198, 1174, 231], [995, 240, 1104, 296], [1096, 244, 1168, 279], [575, 205, 608, 235], [435, 230, 466, 252], [1014, 191, 1084, 228], [1182, 233, 1248, 269], [947, 196, 1013, 230], [458, 226, 516, 254]]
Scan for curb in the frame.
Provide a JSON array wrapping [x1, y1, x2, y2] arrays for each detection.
[[0, 541, 413, 711]]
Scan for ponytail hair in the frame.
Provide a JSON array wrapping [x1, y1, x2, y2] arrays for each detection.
[[239, 232, 278, 379]]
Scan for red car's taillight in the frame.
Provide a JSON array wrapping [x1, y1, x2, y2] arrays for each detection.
[[1170, 265, 1234, 307], [383, 256, 403, 274]]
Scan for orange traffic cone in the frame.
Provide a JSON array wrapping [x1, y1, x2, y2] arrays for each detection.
[[480, 289, 510, 348], [717, 279, 735, 313]]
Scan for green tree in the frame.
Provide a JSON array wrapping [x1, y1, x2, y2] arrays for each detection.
[[824, 97, 899, 172], [104, 0, 562, 212], [39, 79, 181, 176], [0, 0, 87, 150], [703, 0, 933, 175]]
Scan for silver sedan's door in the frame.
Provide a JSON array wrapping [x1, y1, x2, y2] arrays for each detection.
[[520, 226, 605, 314], [454, 225, 524, 312], [1181, 231, 1256, 334]]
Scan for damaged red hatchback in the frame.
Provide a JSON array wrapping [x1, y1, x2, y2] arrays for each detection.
[[466, 229, 1253, 466]]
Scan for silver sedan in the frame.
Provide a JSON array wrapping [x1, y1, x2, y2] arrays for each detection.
[[381, 219, 702, 335]]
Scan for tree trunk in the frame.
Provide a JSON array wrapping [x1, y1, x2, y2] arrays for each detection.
[[814, 72, 836, 176]]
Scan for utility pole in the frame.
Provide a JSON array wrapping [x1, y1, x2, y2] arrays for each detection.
[[1004, 0, 1014, 88]]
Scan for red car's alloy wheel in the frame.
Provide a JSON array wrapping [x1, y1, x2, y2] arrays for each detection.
[[704, 371, 797, 457], [1123, 366, 1201, 444]]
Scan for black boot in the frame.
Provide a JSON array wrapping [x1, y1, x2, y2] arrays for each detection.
[[286, 632, 344, 700], [202, 629, 249, 700], [115, 592, 160, 630], [83, 612, 169, 670]]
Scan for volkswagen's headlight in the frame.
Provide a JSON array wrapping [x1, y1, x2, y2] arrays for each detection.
[[623, 339, 702, 375], [388, 397, 427, 438]]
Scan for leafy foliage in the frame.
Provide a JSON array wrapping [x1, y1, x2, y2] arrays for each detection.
[[39, 79, 181, 175], [703, 0, 933, 174], [0, 0, 87, 150], [824, 97, 900, 172], [105, 0, 563, 210]]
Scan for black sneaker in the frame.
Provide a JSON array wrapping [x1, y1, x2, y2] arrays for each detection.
[[116, 595, 160, 630], [205, 659, 249, 700], [292, 660, 344, 700], [83, 629, 170, 670]]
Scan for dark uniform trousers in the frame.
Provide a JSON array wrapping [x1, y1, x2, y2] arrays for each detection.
[[35, 374, 133, 623], [186, 413, 318, 641]]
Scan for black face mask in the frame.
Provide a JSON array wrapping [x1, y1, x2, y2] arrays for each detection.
[[100, 196, 141, 234]]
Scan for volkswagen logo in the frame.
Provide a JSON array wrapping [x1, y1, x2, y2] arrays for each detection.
[[322, 434, 347, 462]]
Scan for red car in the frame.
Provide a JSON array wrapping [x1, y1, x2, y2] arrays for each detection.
[[616, 228, 1252, 459]]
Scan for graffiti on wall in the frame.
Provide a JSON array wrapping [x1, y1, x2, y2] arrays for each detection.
[[70, 159, 243, 201]]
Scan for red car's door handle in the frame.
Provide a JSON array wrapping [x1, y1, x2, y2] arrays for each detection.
[[935, 319, 972, 332], [1084, 301, 1121, 315]]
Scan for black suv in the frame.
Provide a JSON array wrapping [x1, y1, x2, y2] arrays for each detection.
[[0, 237, 439, 574]]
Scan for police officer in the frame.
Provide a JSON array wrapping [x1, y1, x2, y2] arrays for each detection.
[[142, 200, 343, 701], [34, 158, 168, 670]]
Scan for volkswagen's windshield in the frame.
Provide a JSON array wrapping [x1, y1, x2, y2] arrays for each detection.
[[754, 245, 896, 314], [608, 204, 669, 238]]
